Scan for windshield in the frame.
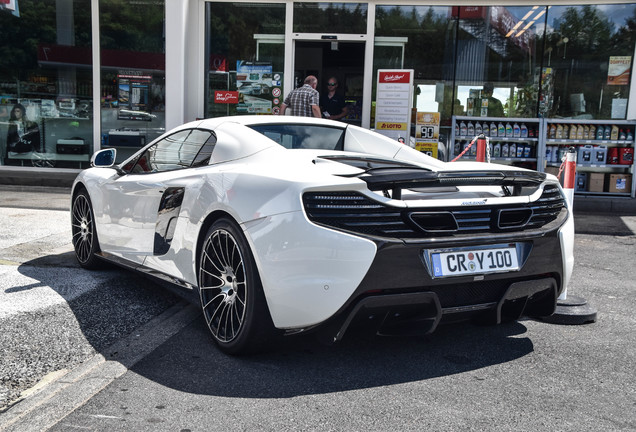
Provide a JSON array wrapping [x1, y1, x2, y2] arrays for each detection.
[[248, 124, 345, 150]]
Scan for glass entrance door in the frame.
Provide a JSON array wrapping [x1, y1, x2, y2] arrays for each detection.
[[293, 40, 365, 125]]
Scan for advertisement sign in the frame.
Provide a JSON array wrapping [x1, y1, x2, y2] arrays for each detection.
[[415, 112, 440, 158], [214, 91, 239, 104], [117, 71, 152, 121], [236, 61, 273, 114], [375, 69, 413, 141], [608, 56, 632, 85]]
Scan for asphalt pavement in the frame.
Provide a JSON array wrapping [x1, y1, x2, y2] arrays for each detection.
[[0, 186, 635, 431]]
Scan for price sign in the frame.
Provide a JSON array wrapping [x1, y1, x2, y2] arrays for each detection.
[[415, 112, 440, 159]]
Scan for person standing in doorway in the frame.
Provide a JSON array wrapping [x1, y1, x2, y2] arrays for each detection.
[[320, 77, 348, 121], [280, 75, 321, 118]]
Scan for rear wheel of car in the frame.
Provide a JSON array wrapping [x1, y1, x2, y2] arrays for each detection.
[[199, 218, 274, 355], [71, 189, 102, 269]]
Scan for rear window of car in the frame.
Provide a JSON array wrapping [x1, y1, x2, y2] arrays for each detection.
[[248, 124, 345, 151]]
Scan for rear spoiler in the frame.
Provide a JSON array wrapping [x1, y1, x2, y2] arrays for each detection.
[[320, 155, 546, 199]]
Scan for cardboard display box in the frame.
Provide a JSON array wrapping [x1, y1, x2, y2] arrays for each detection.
[[588, 173, 605, 192], [608, 173, 632, 193]]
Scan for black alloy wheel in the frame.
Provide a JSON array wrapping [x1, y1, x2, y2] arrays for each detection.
[[198, 218, 274, 354], [71, 189, 102, 269]]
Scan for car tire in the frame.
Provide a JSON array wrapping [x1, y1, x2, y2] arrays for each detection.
[[198, 218, 275, 355], [71, 189, 103, 269]]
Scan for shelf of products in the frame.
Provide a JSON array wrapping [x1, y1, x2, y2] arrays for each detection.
[[450, 116, 542, 170], [543, 119, 635, 197]]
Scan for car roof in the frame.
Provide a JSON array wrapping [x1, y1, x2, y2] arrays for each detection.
[[191, 115, 348, 131]]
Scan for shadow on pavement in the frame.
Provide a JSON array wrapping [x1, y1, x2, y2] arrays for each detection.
[[13, 252, 534, 400], [14, 252, 180, 352], [574, 213, 635, 236], [130, 318, 533, 398]]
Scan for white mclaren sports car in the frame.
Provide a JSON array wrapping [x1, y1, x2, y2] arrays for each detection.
[[72, 116, 574, 354]]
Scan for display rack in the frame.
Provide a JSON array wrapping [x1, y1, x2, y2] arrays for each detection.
[[450, 116, 542, 170], [543, 119, 635, 198]]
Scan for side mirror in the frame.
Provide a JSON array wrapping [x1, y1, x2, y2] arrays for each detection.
[[91, 148, 116, 167]]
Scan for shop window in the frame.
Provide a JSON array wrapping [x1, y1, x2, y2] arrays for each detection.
[[205, 2, 285, 119], [99, 0, 166, 163], [373, 5, 456, 128], [0, 0, 93, 169], [453, 6, 545, 120], [293, 3, 368, 34], [542, 4, 636, 119]]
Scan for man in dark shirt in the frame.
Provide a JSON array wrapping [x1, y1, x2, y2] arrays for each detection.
[[320, 77, 348, 121]]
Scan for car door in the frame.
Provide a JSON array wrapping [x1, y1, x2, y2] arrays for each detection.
[[97, 128, 215, 264]]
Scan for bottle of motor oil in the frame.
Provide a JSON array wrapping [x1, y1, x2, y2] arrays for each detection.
[[569, 124, 577, 139], [513, 123, 520, 137], [589, 125, 596, 140], [576, 125, 584, 140], [604, 126, 611, 140], [596, 125, 604, 140], [475, 122, 482, 135], [460, 121, 467, 136], [583, 125, 590, 140], [505, 122, 513, 137], [455, 122, 459, 137], [502, 142, 509, 157], [563, 124, 570, 139], [516, 143, 524, 158], [467, 121, 475, 136], [549, 124, 556, 139], [520, 123, 528, 138], [611, 125, 619, 140], [493, 142, 501, 158], [619, 128, 626, 140], [498, 122, 505, 137], [556, 124, 563, 139], [627, 129, 634, 141], [490, 122, 498, 137], [509, 142, 516, 158]]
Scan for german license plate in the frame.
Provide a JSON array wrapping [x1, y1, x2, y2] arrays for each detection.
[[428, 245, 519, 278]]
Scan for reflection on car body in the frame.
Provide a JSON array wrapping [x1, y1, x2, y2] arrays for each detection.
[[71, 116, 574, 354]]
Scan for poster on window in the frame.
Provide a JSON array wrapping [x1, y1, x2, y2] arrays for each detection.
[[117, 71, 153, 121], [236, 61, 273, 114], [607, 56, 632, 86]]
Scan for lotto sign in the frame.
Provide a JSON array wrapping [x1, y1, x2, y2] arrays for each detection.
[[415, 141, 438, 158], [375, 69, 414, 140], [377, 122, 407, 131]]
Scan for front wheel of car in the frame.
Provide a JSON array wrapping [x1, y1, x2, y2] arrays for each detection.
[[199, 218, 275, 355], [71, 189, 102, 269]]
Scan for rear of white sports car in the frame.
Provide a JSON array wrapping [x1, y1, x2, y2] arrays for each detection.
[[242, 152, 573, 343]]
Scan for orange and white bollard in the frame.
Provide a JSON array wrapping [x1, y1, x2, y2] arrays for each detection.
[[561, 147, 577, 209], [543, 146, 597, 325]]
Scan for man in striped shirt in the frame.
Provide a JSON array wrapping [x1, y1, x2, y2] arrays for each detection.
[[280, 75, 321, 118]]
